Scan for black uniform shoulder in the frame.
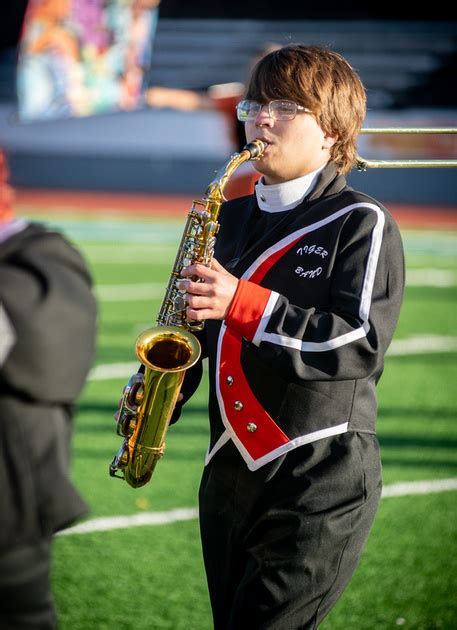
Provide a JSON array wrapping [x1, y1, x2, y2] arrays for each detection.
[[217, 195, 256, 248], [220, 194, 254, 219], [2, 221, 93, 286], [328, 187, 399, 230], [0, 221, 97, 403], [337, 188, 389, 216]]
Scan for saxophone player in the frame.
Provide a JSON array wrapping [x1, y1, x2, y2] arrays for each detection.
[[175, 45, 405, 629]]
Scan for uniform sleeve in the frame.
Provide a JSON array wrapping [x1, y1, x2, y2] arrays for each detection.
[[0, 231, 97, 402], [225, 207, 405, 382]]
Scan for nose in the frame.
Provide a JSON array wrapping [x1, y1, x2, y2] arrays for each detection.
[[254, 104, 273, 125]]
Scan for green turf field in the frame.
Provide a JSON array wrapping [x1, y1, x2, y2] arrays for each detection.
[[24, 214, 457, 629]]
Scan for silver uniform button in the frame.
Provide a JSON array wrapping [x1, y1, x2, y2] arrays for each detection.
[[234, 401, 243, 411], [260, 195, 266, 202], [246, 423, 257, 433], [226, 376, 234, 386]]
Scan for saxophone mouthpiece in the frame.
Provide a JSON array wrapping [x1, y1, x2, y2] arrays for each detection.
[[243, 139, 267, 160]]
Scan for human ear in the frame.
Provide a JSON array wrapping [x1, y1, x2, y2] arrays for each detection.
[[322, 132, 338, 150]]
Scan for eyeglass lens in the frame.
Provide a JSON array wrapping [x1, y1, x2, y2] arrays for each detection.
[[238, 100, 299, 121]]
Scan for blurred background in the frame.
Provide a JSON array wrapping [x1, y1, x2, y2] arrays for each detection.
[[1, 1, 456, 204]]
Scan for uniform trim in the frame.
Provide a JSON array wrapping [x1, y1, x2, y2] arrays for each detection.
[[0, 304, 16, 366], [225, 279, 277, 343], [245, 421, 349, 470], [216, 324, 290, 462], [205, 430, 230, 465], [211, 202, 385, 469], [262, 326, 367, 352], [243, 204, 365, 282], [360, 206, 385, 322], [252, 291, 280, 347], [249, 203, 385, 352]]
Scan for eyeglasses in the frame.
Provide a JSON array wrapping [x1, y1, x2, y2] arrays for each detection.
[[236, 99, 313, 122]]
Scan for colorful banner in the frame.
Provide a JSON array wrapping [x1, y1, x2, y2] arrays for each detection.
[[17, 0, 160, 121]]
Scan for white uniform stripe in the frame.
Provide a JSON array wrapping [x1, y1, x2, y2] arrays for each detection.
[[246, 422, 349, 470], [0, 303, 16, 366], [262, 326, 367, 353], [241, 204, 361, 281], [204, 430, 230, 465], [252, 291, 280, 347], [359, 207, 385, 322], [247, 202, 384, 353]]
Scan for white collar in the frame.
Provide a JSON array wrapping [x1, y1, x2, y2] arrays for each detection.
[[255, 164, 326, 213]]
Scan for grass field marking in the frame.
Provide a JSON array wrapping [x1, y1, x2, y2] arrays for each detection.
[[96, 282, 165, 301], [388, 335, 457, 355], [58, 479, 457, 537], [381, 478, 457, 498], [93, 269, 456, 302], [33, 219, 183, 244], [87, 335, 457, 382], [88, 362, 139, 380], [402, 231, 457, 258], [57, 507, 199, 537], [81, 244, 176, 264], [406, 268, 457, 287]]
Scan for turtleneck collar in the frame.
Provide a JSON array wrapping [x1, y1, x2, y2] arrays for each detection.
[[255, 164, 326, 213]]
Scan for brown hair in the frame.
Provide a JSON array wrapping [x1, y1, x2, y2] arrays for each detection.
[[245, 44, 366, 174]]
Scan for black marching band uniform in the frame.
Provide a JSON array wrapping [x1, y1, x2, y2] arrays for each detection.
[[176, 163, 405, 628], [0, 220, 96, 627]]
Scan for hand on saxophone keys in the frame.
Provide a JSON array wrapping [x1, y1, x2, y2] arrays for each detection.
[[177, 258, 239, 321]]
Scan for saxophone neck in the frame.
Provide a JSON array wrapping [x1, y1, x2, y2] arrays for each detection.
[[205, 139, 267, 203]]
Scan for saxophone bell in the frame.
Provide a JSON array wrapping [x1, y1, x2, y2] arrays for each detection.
[[109, 326, 201, 488]]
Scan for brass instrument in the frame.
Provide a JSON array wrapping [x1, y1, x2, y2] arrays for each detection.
[[356, 127, 457, 169], [109, 139, 266, 488]]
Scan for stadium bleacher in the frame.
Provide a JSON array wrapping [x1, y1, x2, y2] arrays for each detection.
[[1, 19, 456, 110], [0, 19, 456, 201], [146, 19, 457, 110]]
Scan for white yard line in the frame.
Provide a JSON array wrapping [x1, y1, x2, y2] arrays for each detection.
[[96, 283, 165, 301], [406, 269, 457, 287], [87, 335, 457, 382], [93, 270, 456, 302], [88, 362, 139, 381], [58, 478, 457, 537], [381, 478, 457, 498], [57, 507, 199, 536], [388, 335, 457, 355]]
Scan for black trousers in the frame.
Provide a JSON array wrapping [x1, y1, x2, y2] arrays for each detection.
[[0, 539, 57, 629], [199, 432, 382, 630]]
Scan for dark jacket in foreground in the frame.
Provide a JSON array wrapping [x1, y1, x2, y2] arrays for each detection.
[[0, 221, 97, 551], [178, 163, 405, 470]]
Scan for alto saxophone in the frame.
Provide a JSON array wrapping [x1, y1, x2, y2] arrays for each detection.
[[109, 139, 266, 488]]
